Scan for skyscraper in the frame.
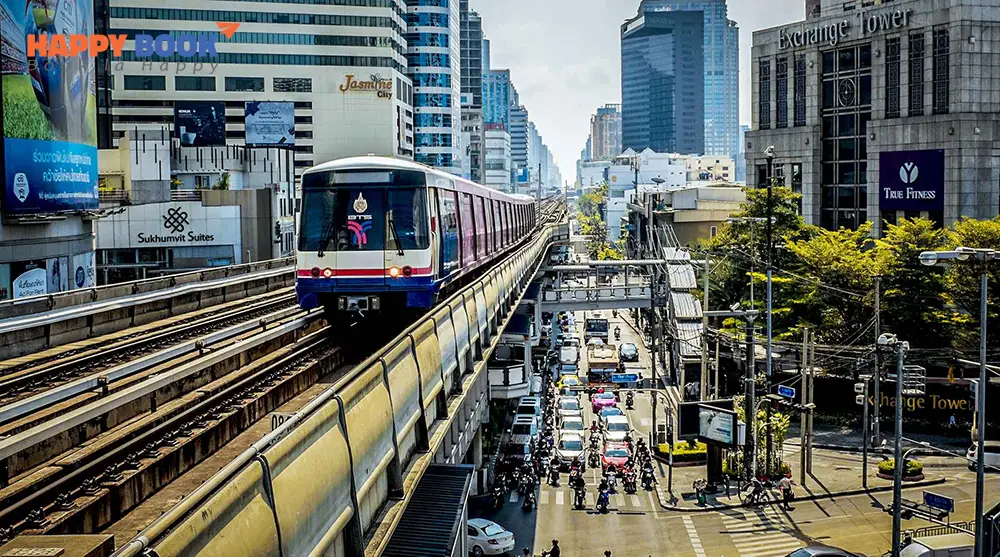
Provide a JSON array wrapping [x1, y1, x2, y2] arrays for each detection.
[[407, 0, 462, 174], [638, 0, 739, 158], [509, 106, 529, 181], [460, 1, 484, 182], [621, 10, 705, 154], [591, 104, 623, 160], [483, 70, 512, 128]]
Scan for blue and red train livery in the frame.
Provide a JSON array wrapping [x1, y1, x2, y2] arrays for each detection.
[[296, 156, 536, 316]]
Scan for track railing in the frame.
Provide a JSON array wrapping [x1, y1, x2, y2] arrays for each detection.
[[113, 208, 567, 557]]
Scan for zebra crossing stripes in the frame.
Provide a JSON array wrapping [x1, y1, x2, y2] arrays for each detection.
[[682, 515, 706, 557], [719, 507, 804, 557], [535, 487, 652, 509]]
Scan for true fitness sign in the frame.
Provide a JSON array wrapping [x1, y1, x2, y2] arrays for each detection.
[[879, 149, 945, 211], [24, 22, 239, 58]]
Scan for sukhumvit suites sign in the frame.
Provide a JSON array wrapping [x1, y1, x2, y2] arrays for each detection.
[[778, 7, 913, 49]]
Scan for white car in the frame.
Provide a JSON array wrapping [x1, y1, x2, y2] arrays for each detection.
[[604, 414, 632, 443], [560, 415, 586, 437], [557, 396, 583, 422], [556, 432, 586, 470], [467, 518, 515, 556]]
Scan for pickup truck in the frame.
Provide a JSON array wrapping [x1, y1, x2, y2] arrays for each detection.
[[900, 533, 974, 557]]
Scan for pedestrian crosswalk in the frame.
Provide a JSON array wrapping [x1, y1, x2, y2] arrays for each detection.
[[719, 507, 804, 557], [526, 486, 657, 510]]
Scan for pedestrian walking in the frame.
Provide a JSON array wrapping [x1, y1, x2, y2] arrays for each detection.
[[777, 473, 795, 510], [948, 414, 957, 428]]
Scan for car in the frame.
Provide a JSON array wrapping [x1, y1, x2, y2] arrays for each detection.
[[783, 545, 865, 557], [515, 396, 542, 419], [599, 406, 625, 425], [601, 442, 630, 473], [503, 441, 532, 464], [618, 342, 639, 362], [587, 337, 604, 347], [558, 374, 582, 390], [467, 518, 515, 556], [556, 432, 586, 470], [560, 416, 586, 436], [603, 414, 632, 442], [591, 391, 617, 413], [510, 415, 538, 445], [967, 441, 1000, 471], [557, 396, 583, 421]]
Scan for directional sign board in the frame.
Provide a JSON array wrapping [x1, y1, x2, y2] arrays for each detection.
[[777, 385, 796, 399], [923, 491, 954, 513], [611, 373, 640, 384]]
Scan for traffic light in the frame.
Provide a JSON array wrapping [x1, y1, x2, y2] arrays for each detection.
[[763, 394, 814, 414]]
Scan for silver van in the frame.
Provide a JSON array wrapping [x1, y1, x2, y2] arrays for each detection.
[[967, 441, 1000, 471]]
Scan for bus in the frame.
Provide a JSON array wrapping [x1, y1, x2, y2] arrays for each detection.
[[584, 312, 609, 342]]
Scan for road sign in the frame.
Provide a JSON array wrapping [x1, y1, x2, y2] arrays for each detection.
[[923, 491, 955, 513], [611, 373, 640, 383], [777, 385, 796, 398]]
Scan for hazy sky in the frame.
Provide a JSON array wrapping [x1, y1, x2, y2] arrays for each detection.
[[471, 0, 805, 180]]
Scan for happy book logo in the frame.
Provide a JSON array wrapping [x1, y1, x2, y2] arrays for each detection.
[[24, 22, 240, 58]]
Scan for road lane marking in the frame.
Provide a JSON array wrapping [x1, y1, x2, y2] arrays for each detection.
[[555, 491, 565, 506], [509, 492, 519, 503], [540, 491, 550, 505], [682, 515, 707, 557], [720, 508, 803, 557], [615, 493, 626, 507], [630, 494, 641, 507]]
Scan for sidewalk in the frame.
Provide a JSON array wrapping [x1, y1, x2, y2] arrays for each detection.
[[654, 441, 963, 511], [791, 424, 971, 455]]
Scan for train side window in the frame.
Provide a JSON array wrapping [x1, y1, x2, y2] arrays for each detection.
[[481, 197, 492, 256], [437, 188, 460, 269], [492, 200, 501, 251], [460, 192, 475, 266], [473, 196, 486, 259]]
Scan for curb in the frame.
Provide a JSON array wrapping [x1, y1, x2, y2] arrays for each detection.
[[653, 476, 948, 512], [805, 442, 962, 457]]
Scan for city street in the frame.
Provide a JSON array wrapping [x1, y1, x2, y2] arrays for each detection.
[[473, 310, 996, 557]]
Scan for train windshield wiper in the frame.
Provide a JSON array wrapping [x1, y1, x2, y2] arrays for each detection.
[[317, 219, 337, 258], [388, 212, 405, 256]]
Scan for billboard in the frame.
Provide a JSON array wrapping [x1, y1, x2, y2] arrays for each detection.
[[879, 149, 945, 211], [1, 0, 99, 215], [678, 399, 734, 441], [174, 101, 226, 147], [244, 101, 294, 147], [698, 406, 737, 446]]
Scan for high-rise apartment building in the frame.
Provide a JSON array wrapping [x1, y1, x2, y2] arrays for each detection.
[[591, 104, 623, 160], [621, 10, 705, 154], [406, 0, 462, 174], [460, 0, 484, 182], [109, 0, 414, 174], [639, 0, 739, 159], [509, 106, 529, 181], [484, 124, 512, 191], [483, 70, 512, 128]]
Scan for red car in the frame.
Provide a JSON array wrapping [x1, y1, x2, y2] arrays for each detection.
[[591, 391, 617, 413], [601, 442, 630, 474]]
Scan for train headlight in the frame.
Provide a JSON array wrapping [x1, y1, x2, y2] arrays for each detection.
[[401, 265, 413, 277], [310, 267, 321, 278], [322, 268, 334, 278], [389, 266, 400, 278]]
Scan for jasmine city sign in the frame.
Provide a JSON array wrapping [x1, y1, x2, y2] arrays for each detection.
[[778, 8, 913, 50]]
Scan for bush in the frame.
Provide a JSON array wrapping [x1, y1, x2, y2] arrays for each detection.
[[878, 458, 924, 476], [660, 441, 707, 463]]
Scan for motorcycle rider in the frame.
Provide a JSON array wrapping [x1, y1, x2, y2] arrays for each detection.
[[549, 456, 561, 486], [614, 326, 621, 340], [541, 539, 561, 557], [623, 466, 637, 493], [605, 464, 618, 493], [522, 490, 536, 511], [626, 391, 634, 409]]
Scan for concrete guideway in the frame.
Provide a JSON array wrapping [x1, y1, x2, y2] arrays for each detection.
[[110, 214, 569, 556]]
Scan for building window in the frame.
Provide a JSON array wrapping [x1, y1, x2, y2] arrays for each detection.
[[908, 32, 925, 116], [776, 57, 788, 128], [123, 75, 165, 90], [710, 226, 718, 238], [932, 28, 949, 115], [791, 163, 803, 214], [759, 60, 771, 129], [273, 77, 312, 93], [774, 165, 786, 187], [794, 55, 806, 127], [885, 37, 901, 119], [225, 77, 264, 92], [175, 76, 215, 91]]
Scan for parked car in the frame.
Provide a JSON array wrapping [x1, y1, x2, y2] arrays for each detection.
[[601, 442, 630, 473], [591, 391, 617, 413], [556, 432, 586, 470], [784, 546, 866, 557], [603, 414, 632, 442], [618, 342, 639, 362], [467, 518, 515, 556]]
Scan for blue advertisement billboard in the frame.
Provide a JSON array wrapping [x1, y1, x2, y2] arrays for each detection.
[[878, 149, 945, 212], [1, 0, 99, 215], [174, 101, 226, 147], [244, 101, 294, 147]]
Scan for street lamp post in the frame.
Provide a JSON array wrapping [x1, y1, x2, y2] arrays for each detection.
[[919, 246, 996, 557], [706, 307, 759, 480], [764, 146, 775, 390], [878, 333, 909, 557]]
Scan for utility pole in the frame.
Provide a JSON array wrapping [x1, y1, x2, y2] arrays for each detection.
[[745, 313, 757, 480], [714, 338, 720, 400], [862, 376, 870, 489], [807, 336, 814, 474], [873, 276, 881, 448], [800, 328, 809, 486], [701, 254, 710, 401], [975, 270, 987, 557], [889, 336, 908, 557], [764, 147, 775, 390]]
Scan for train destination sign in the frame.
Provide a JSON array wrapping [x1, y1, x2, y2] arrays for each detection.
[[778, 8, 913, 49]]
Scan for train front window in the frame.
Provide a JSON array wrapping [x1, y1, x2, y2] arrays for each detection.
[[299, 170, 427, 253]]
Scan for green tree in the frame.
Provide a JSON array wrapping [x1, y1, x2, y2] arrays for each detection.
[[786, 222, 875, 345], [875, 218, 953, 349], [213, 171, 232, 191], [947, 217, 1000, 348]]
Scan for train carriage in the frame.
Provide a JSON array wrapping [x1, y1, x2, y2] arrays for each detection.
[[296, 156, 536, 322]]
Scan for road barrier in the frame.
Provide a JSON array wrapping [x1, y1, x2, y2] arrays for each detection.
[[114, 218, 567, 557]]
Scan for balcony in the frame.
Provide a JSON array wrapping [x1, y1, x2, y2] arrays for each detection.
[[171, 189, 203, 202], [99, 188, 129, 204]]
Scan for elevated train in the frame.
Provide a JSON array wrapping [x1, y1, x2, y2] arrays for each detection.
[[296, 156, 537, 323]]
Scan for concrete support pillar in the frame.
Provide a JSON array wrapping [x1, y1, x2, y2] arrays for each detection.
[[524, 338, 533, 379], [472, 426, 483, 469]]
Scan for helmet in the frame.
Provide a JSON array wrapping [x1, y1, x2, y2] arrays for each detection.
[[598, 387, 604, 393]]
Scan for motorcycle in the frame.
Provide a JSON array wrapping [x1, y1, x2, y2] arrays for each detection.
[[522, 491, 535, 512], [642, 468, 655, 491], [626, 392, 634, 410], [597, 489, 610, 513], [614, 326, 621, 341], [492, 485, 505, 509], [623, 471, 638, 494], [574, 485, 587, 509], [549, 467, 560, 487], [518, 474, 534, 496], [588, 451, 600, 469]]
